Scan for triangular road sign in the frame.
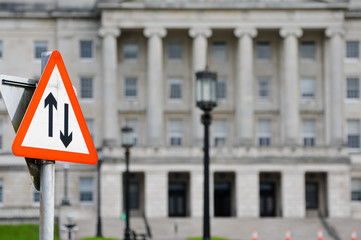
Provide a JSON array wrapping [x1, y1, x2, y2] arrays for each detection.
[[12, 51, 98, 164]]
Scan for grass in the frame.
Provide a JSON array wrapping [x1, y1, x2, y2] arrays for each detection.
[[0, 224, 60, 240], [188, 238, 230, 240]]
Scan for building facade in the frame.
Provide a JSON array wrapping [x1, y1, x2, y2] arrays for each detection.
[[1, 0, 361, 239]]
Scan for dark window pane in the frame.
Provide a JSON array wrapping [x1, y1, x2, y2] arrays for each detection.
[[216, 80, 226, 99], [347, 78, 359, 99], [129, 183, 139, 209], [301, 41, 315, 59], [256, 41, 271, 59], [168, 42, 182, 59], [81, 77, 93, 98], [348, 135, 360, 148], [347, 41, 359, 59], [306, 182, 318, 209], [80, 40, 93, 59]]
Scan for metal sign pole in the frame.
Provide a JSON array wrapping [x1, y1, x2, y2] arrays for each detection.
[[39, 52, 55, 240]]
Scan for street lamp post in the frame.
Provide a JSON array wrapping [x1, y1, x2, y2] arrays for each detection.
[[122, 126, 134, 240], [96, 149, 103, 237], [61, 163, 70, 206], [195, 70, 217, 240]]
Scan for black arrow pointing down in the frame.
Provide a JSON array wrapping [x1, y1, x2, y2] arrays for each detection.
[[60, 103, 73, 148]]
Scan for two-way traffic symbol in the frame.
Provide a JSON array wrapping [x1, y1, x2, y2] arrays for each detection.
[[12, 51, 97, 164], [45, 93, 72, 147]]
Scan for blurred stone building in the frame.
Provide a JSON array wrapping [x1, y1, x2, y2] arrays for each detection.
[[0, 0, 361, 239]]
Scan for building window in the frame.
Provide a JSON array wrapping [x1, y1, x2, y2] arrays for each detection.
[[300, 41, 315, 59], [123, 43, 138, 59], [258, 77, 270, 99], [0, 179, 3, 204], [80, 40, 93, 59], [256, 41, 271, 59], [125, 118, 139, 146], [33, 187, 40, 204], [79, 177, 93, 202], [258, 119, 271, 146], [168, 42, 182, 59], [34, 41, 48, 59], [0, 41, 3, 59], [216, 77, 227, 100], [211, 41, 227, 61], [301, 78, 315, 98], [124, 77, 138, 99], [168, 78, 182, 100], [348, 120, 360, 149], [303, 119, 316, 146], [80, 77, 93, 99], [213, 119, 227, 146], [346, 41, 359, 59], [347, 77, 359, 99], [85, 119, 94, 141], [168, 119, 183, 146], [352, 178, 361, 201]]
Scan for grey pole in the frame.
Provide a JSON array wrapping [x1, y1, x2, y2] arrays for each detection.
[[39, 52, 55, 240]]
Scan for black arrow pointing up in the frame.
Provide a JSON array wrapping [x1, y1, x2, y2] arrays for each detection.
[[60, 103, 73, 148], [44, 92, 57, 137]]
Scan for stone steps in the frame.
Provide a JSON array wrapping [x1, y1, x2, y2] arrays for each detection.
[[71, 217, 361, 240]]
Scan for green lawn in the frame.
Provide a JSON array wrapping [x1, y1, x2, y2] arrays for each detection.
[[0, 224, 60, 240]]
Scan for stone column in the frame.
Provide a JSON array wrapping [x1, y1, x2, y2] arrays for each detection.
[[282, 169, 305, 217], [236, 169, 258, 217], [191, 169, 203, 217], [145, 171, 167, 217], [189, 27, 212, 146], [328, 170, 351, 217], [326, 28, 345, 146], [99, 27, 121, 147], [101, 167, 122, 218], [144, 27, 167, 147], [234, 28, 258, 146], [280, 27, 303, 145]]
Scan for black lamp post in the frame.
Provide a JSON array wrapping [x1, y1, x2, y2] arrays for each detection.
[[122, 126, 134, 240], [61, 163, 70, 206], [195, 70, 217, 240], [96, 149, 103, 237]]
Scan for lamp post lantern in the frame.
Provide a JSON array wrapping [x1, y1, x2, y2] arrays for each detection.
[[122, 126, 134, 240], [195, 70, 217, 240]]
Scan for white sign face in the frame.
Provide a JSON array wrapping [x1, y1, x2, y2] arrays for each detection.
[[21, 66, 88, 154]]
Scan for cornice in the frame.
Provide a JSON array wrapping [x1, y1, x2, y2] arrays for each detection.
[[97, 0, 349, 10]]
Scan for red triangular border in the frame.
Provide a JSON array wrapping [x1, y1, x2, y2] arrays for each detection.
[[12, 50, 98, 164]]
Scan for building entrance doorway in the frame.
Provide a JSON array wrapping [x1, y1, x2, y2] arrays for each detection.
[[259, 172, 281, 217], [214, 182, 231, 216], [214, 172, 235, 217], [169, 182, 187, 217], [260, 182, 276, 217], [168, 172, 190, 217], [305, 172, 327, 217]]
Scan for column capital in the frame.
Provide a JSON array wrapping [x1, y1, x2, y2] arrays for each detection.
[[98, 27, 121, 38], [234, 27, 258, 38], [325, 27, 345, 38], [188, 27, 212, 38], [279, 27, 303, 38], [143, 27, 167, 38]]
